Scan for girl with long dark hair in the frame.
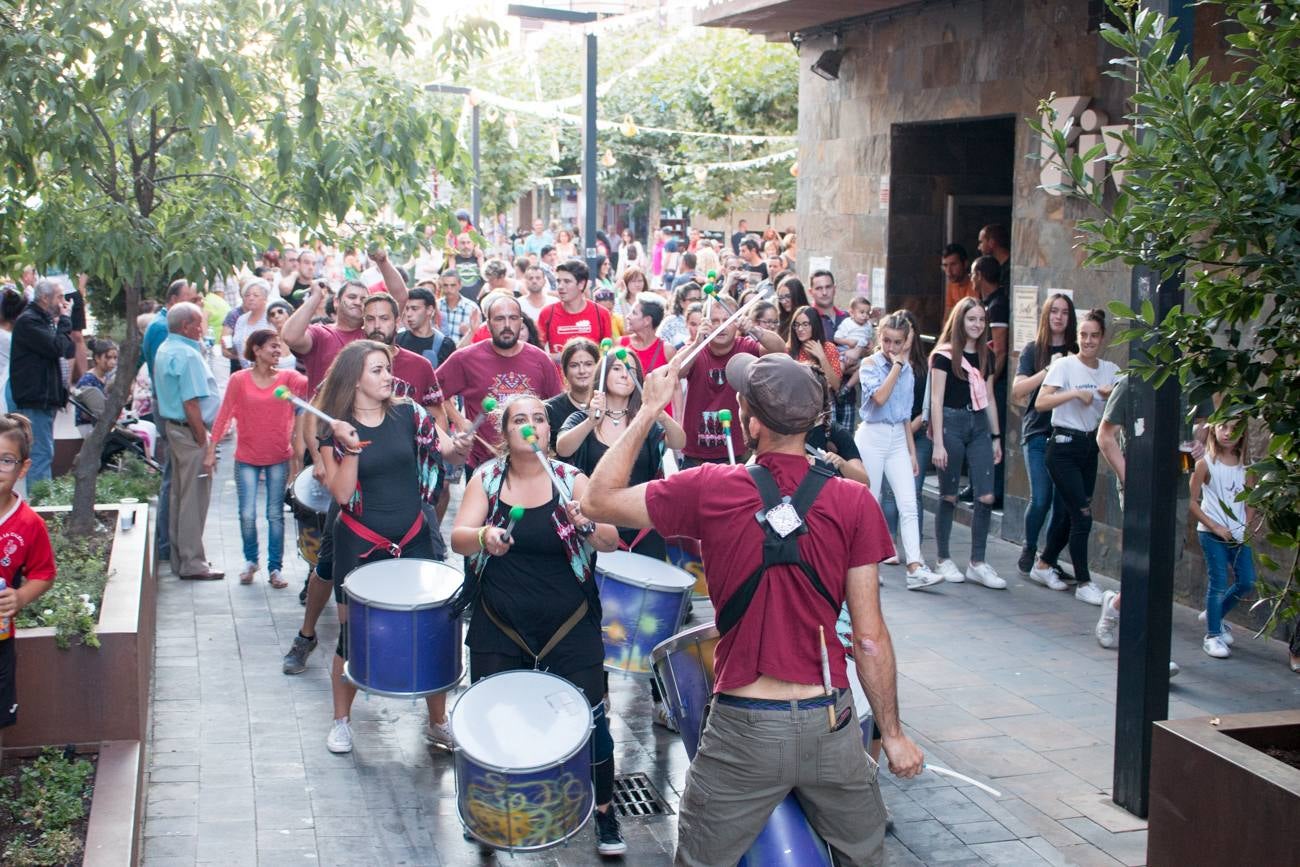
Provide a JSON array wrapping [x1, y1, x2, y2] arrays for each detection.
[[786, 305, 842, 392]]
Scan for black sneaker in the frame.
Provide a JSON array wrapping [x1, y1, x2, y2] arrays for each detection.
[[282, 632, 318, 675], [1017, 546, 1036, 575], [595, 808, 627, 857]]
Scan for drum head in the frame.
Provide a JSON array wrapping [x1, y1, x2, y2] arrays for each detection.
[[293, 468, 334, 514], [452, 671, 591, 771], [597, 550, 695, 592], [343, 559, 463, 608], [651, 621, 719, 666]]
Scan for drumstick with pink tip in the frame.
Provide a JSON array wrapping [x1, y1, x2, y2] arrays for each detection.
[[718, 409, 736, 465]]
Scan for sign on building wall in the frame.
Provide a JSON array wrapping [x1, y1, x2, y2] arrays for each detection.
[[871, 267, 887, 311], [1013, 285, 1040, 348], [878, 176, 891, 209], [1039, 96, 1130, 196]]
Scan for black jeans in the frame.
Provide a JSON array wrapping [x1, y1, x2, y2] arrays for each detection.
[[1041, 430, 1099, 584]]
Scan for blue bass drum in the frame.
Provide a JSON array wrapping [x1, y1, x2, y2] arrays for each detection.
[[596, 551, 695, 677], [342, 558, 464, 698], [452, 670, 595, 852]]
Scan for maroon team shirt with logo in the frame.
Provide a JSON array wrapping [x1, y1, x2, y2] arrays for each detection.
[[681, 335, 761, 461], [645, 453, 892, 693]]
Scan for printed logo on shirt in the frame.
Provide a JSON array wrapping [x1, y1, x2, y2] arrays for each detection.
[[697, 412, 728, 449], [0, 534, 23, 569]]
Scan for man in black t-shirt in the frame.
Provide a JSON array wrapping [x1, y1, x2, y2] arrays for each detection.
[[973, 255, 1009, 507], [397, 286, 454, 370], [449, 233, 485, 302], [730, 218, 749, 255], [738, 235, 768, 286]]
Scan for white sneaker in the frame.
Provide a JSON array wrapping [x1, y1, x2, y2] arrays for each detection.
[[1203, 635, 1231, 659], [1197, 611, 1234, 645], [1095, 590, 1120, 648], [1075, 582, 1105, 606], [1028, 563, 1068, 591], [905, 566, 944, 591], [883, 554, 900, 565], [653, 701, 679, 732], [1169, 661, 1180, 678], [326, 718, 353, 753], [965, 562, 1007, 589], [936, 559, 964, 583], [425, 719, 455, 751]]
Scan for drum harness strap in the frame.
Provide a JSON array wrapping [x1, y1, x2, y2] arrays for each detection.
[[715, 463, 839, 637], [338, 511, 425, 559], [479, 598, 590, 670]]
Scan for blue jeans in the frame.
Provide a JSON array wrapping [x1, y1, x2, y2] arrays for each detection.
[[235, 460, 288, 571], [882, 429, 932, 541], [20, 407, 56, 484], [1022, 433, 1054, 552], [1198, 531, 1256, 637]]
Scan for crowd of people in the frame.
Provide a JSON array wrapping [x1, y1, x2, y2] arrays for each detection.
[[0, 214, 1292, 862]]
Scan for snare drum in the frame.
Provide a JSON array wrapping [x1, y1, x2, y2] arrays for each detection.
[[596, 551, 695, 677], [653, 623, 834, 866], [452, 670, 594, 852], [343, 559, 464, 698], [664, 536, 708, 598], [289, 468, 332, 566]]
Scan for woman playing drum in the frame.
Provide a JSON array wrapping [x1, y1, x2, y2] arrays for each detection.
[[315, 340, 470, 755], [450, 394, 628, 857]]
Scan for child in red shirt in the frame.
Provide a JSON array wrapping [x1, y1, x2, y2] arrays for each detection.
[[0, 413, 57, 752]]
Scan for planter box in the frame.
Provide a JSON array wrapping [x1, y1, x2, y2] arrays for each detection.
[[5, 503, 154, 750], [83, 739, 144, 867], [1149, 711, 1300, 866]]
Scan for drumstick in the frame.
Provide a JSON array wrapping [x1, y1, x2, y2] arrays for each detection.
[[818, 625, 835, 730], [274, 386, 337, 426], [594, 338, 614, 420], [518, 424, 572, 505], [501, 504, 525, 546], [462, 396, 499, 437], [925, 764, 1002, 798], [718, 409, 736, 465], [805, 443, 830, 462], [678, 288, 772, 370], [613, 348, 643, 395]]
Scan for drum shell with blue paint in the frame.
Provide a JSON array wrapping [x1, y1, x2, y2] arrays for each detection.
[[596, 551, 695, 677], [451, 670, 594, 852], [343, 559, 463, 698], [651, 622, 719, 760], [664, 535, 709, 599]]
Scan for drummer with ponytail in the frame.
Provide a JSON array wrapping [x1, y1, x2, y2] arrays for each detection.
[[450, 393, 629, 856]]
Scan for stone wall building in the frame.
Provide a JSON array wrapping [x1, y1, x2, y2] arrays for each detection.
[[697, 0, 1239, 606]]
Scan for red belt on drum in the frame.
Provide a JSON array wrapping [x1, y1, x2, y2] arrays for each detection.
[[480, 598, 589, 669], [338, 511, 424, 560]]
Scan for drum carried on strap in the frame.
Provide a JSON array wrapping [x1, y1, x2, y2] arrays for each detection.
[[288, 467, 332, 566], [664, 536, 709, 599], [596, 551, 694, 677], [451, 670, 594, 852], [342, 559, 463, 698], [652, 622, 834, 867]]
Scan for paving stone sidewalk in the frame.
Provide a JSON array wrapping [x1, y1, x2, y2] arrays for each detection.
[[140, 442, 1299, 866]]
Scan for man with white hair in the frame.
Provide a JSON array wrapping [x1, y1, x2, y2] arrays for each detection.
[[154, 302, 223, 580], [10, 279, 75, 483]]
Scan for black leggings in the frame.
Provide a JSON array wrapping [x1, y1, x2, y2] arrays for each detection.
[[1041, 431, 1100, 584], [470, 652, 615, 806]]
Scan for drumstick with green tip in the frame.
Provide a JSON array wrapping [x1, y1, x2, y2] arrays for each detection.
[[613, 348, 643, 396], [274, 386, 337, 426], [718, 409, 736, 465], [501, 504, 526, 546], [462, 396, 499, 437], [519, 425, 572, 505], [594, 338, 614, 419], [679, 287, 774, 370]]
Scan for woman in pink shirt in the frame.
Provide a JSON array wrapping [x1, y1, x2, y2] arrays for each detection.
[[205, 329, 308, 588]]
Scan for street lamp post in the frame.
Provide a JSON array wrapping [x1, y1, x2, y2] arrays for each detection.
[[508, 4, 601, 278], [425, 83, 481, 230]]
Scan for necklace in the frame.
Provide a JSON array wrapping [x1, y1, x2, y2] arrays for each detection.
[[604, 408, 628, 425]]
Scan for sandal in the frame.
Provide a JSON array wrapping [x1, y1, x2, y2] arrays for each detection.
[[239, 562, 257, 585], [268, 570, 288, 589]]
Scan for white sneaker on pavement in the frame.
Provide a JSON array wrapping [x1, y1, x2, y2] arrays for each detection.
[[1203, 635, 1231, 659], [425, 719, 455, 751], [1197, 610, 1234, 644], [1169, 661, 1180, 678], [1075, 582, 1105, 606], [1028, 563, 1068, 591], [965, 562, 1007, 589], [1095, 590, 1120, 648], [936, 559, 964, 583], [905, 565, 944, 591], [326, 718, 354, 754]]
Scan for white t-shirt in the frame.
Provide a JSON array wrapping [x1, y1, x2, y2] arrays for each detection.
[[1042, 354, 1119, 432], [1197, 455, 1247, 540], [519, 292, 557, 325]]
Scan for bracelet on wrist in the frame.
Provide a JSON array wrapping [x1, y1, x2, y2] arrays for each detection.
[[476, 526, 488, 550]]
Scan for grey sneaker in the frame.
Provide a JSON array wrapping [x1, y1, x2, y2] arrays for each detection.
[[426, 719, 455, 751], [282, 632, 318, 675]]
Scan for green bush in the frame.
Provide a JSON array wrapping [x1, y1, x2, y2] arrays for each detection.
[[27, 455, 160, 508], [14, 515, 110, 649], [1, 748, 93, 866]]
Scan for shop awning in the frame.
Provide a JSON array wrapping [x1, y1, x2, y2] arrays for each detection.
[[693, 0, 914, 34]]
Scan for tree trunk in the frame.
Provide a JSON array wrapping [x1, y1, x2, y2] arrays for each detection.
[[648, 174, 662, 237], [67, 283, 142, 536]]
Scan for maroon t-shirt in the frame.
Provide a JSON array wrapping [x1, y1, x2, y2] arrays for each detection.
[[681, 335, 761, 461], [390, 346, 438, 406], [296, 323, 365, 394], [431, 340, 563, 467], [646, 452, 892, 693]]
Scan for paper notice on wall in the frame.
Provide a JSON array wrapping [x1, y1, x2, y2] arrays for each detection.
[[871, 267, 887, 310], [1013, 285, 1040, 347], [855, 273, 870, 298], [879, 176, 891, 208], [809, 256, 832, 275]]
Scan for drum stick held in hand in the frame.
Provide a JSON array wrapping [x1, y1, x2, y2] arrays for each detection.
[[678, 288, 771, 370], [819, 625, 835, 730], [718, 409, 736, 465], [274, 386, 337, 426], [613, 348, 643, 395], [501, 505, 525, 546], [518, 425, 571, 505], [463, 396, 499, 437], [594, 338, 614, 419]]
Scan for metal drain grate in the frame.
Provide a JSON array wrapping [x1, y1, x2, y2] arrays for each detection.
[[612, 772, 673, 818]]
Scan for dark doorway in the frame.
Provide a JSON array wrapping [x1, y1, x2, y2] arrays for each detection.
[[886, 117, 1015, 338]]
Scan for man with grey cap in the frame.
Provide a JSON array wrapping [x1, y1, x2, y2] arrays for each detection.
[[583, 352, 924, 866]]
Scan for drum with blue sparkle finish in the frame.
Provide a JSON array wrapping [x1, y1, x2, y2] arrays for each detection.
[[596, 551, 695, 677]]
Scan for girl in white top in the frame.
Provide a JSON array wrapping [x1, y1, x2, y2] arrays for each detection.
[[1189, 420, 1257, 658], [1031, 309, 1119, 605]]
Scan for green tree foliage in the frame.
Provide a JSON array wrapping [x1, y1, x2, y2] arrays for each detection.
[[1030, 0, 1300, 629], [0, 0, 498, 531]]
